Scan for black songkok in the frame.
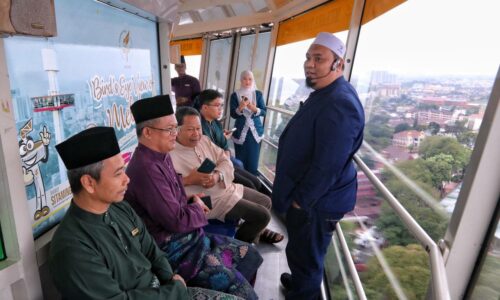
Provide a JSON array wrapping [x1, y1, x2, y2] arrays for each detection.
[[56, 126, 120, 170], [130, 95, 174, 124]]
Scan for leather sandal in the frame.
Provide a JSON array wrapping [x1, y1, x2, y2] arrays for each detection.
[[260, 228, 284, 244]]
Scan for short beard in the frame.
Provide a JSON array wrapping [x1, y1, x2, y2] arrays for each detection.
[[305, 77, 315, 88]]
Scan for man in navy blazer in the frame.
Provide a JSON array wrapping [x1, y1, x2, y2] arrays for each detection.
[[273, 32, 365, 299]]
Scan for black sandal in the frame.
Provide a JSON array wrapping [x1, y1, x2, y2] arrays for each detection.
[[260, 228, 284, 244]]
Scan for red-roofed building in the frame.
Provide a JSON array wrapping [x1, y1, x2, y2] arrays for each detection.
[[392, 130, 426, 148], [347, 171, 382, 219]]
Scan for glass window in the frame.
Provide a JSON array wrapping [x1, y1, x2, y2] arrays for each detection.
[[0, 221, 6, 261], [227, 31, 272, 145], [469, 220, 500, 299], [258, 109, 291, 181], [345, 0, 500, 297], [259, 32, 347, 178], [205, 38, 233, 95], [169, 55, 201, 81], [351, 0, 499, 243], [232, 32, 271, 91], [4, 0, 160, 238]]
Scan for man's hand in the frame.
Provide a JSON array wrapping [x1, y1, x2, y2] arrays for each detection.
[[192, 194, 210, 214], [203, 172, 220, 188], [291, 201, 302, 209], [172, 274, 186, 287], [176, 96, 189, 106], [183, 168, 212, 186], [223, 130, 233, 139]]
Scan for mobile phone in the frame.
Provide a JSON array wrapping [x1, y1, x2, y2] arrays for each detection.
[[200, 195, 212, 209], [230, 127, 237, 132], [197, 158, 216, 174]]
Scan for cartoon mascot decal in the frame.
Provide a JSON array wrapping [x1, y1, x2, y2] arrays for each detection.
[[19, 119, 51, 220]]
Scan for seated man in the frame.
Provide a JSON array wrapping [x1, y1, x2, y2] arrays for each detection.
[[198, 89, 263, 191], [50, 126, 240, 299], [125, 95, 261, 300], [171, 106, 284, 244]]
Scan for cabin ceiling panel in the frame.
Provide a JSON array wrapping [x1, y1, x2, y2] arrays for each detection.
[[121, 0, 179, 22], [251, 0, 271, 12], [231, 3, 253, 16]]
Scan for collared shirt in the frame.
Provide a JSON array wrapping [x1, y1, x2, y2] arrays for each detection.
[[201, 117, 228, 151], [49, 201, 187, 299], [125, 143, 208, 245], [171, 74, 201, 107], [170, 136, 243, 221]]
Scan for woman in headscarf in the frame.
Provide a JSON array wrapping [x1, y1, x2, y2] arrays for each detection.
[[230, 70, 267, 175]]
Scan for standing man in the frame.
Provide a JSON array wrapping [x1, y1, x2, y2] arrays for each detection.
[[272, 32, 365, 299], [50, 126, 239, 299], [171, 55, 201, 107]]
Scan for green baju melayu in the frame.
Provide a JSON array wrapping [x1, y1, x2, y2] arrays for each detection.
[[49, 200, 241, 300]]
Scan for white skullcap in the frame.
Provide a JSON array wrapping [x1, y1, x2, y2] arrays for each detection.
[[312, 32, 346, 58]]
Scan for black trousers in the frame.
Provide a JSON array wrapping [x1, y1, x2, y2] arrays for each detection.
[[234, 166, 262, 191], [225, 187, 271, 243]]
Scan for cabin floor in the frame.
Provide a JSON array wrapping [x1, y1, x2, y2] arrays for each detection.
[[254, 212, 290, 300]]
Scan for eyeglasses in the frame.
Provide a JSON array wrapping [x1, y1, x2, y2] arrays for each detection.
[[207, 103, 224, 109], [147, 126, 179, 135]]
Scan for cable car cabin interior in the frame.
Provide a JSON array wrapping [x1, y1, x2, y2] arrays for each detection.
[[0, 0, 499, 299]]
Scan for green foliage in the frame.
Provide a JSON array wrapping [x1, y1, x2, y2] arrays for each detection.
[[394, 123, 412, 133], [419, 136, 471, 175], [469, 255, 500, 299], [362, 245, 431, 300], [360, 153, 376, 169], [424, 154, 454, 188], [428, 121, 440, 135], [377, 160, 447, 245], [456, 131, 478, 148], [365, 115, 393, 151], [376, 204, 417, 245]]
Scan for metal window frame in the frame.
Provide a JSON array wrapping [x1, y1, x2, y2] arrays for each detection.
[[442, 67, 500, 299]]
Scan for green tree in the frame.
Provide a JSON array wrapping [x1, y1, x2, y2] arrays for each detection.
[[425, 154, 454, 189], [362, 244, 431, 300], [419, 136, 471, 175], [376, 160, 447, 245], [428, 122, 440, 135], [394, 123, 411, 133], [365, 115, 393, 151], [456, 131, 478, 148]]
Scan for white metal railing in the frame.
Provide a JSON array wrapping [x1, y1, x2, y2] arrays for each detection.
[[335, 223, 367, 300], [353, 154, 451, 300], [331, 226, 358, 300], [261, 105, 450, 299], [266, 105, 295, 116]]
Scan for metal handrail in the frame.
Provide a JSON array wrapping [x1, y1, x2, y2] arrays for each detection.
[[262, 137, 278, 149], [335, 223, 368, 300], [353, 154, 451, 300], [267, 105, 295, 116]]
